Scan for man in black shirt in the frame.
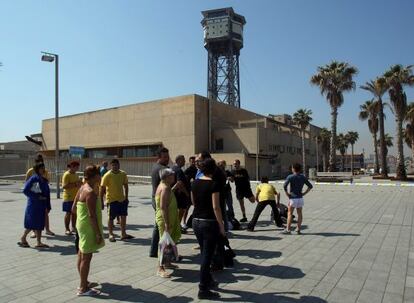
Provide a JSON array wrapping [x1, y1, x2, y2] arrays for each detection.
[[172, 155, 191, 233], [149, 147, 170, 258], [231, 159, 255, 222], [217, 160, 235, 228], [184, 156, 197, 182]]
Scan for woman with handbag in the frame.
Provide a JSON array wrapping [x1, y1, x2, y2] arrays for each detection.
[[155, 168, 181, 278], [18, 162, 50, 248]]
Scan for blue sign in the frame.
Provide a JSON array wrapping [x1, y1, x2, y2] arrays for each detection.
[[69, 146, 85, 157]]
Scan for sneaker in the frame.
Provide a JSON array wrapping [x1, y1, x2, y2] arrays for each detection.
[[282, 229, 291, 235], [240, 217, 248, 223], [209, 279, 219, 289], [181, 223, 188, 230], [198, 290, 221, 300]]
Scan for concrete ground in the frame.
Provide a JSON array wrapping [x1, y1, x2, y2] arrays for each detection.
[[1, 181, 414, 303]]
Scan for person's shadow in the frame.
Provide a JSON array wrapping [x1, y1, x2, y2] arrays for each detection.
[[217, 289, 327, 302], [234, 249, 282, 259], [95, 283, 192, 302]]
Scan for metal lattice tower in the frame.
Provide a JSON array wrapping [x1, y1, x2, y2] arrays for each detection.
[[202, 8, 246, 108]]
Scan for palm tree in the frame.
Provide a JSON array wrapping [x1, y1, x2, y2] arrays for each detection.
[[292, 108, 313, 176], [383, 65, 414, 180], [347, 131, 359, 175], [310, 61, 358, 172], [337, 133, 350, 171], [405, 102, 414, 164], [359, 100, 380, 174], [319, 128, 331, 172], [360, 77, 388, 177], [378, 133, 394, 162]]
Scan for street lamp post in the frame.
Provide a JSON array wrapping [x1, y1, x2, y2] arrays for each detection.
[[41, 52, 60, 199]]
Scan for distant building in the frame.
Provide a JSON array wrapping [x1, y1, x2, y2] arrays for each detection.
[[39, 94, 324, 179], [336, 153, 364, 172], [0, 138, 40, 177]]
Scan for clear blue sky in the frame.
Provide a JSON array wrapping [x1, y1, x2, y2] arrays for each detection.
[[1, 0, 413, 156]]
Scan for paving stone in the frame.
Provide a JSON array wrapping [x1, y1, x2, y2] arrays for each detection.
[[0, 182, 413, 303]]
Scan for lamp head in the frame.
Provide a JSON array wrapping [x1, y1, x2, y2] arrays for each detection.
[[41, 55, 55, 62]]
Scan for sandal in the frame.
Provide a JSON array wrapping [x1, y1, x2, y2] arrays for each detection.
[[77, 282, 99, 290], [45, 231, 55, 236], [109, 236, 116, 242], [156, 270, 171, 278], [17, 241, 30, 248], [77, 288, 101, 297], [35, 243, 50, 248], [120, 234, 134, 241], [65, 230, 73, 236]]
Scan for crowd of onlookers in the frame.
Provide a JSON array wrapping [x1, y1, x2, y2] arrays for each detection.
[[17, 149, 312, 299]]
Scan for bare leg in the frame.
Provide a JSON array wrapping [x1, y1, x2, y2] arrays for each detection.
[[287, 206, 295, 232], [77, 251, 81, 274], [64, 212, 71, 232], [178, 209, 186, 224], [296, 208, 303, 231], [45, 211, 54, 234], [35, 230, 42, 246], [108, 218, 115, 237], [20, 229, 31, 243], [182, 207, 189, 226], [79, 253, 93, 292], [120, 216, 127, 238]]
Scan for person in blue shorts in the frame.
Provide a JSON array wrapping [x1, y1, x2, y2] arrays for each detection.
[[282, 163, 313, 235]]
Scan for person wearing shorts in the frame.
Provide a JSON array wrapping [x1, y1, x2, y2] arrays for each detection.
[[283, 163, 313, 235], [231, 159, 255, 222], [100, 159, 133, 242], [62, 161, 82, 235]]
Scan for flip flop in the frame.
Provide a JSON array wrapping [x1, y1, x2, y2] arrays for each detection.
[[45, 231, 55, 236], [109, 236, 116, 242], [35, 243, 50, 248], [120, 235, 134, 240], [77, 288, 101, 297], [65, 230, 73, 236], [156, 271, 171, 278], [17, 242, 30, 248], [77, 282, 99, 290]]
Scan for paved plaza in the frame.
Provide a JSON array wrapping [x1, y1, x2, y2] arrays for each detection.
[[1, 181, 414, 302]]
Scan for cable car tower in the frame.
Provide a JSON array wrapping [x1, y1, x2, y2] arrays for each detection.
[[201, 8, 246, 108]]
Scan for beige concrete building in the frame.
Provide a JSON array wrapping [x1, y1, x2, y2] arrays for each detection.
[[41, 94, 322, 179]]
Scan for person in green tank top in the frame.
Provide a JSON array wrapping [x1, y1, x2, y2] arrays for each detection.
[[71, 165, 105, 297], [155, 168, 181, 278]]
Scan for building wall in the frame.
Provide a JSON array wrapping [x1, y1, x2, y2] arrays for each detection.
[[42, 95, 198, 158]]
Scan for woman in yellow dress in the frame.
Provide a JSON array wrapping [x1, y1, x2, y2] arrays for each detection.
[[72, 165, 105, 296], [155, 168, 181, 278]]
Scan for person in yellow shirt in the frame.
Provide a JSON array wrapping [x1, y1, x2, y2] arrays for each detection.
[[25, 154, 55, 236], [247, 176, 284, 231], [100, 159, 134, 242], [62, 161, 82, 235]]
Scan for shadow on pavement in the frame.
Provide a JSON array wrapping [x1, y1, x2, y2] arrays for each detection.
[[304, 232, 359, 237], [231, 233, 281, 241], [233, 261, 305, 279], [36, 244, 77, 255], [96, 282, 192, 302], [235, 249, 282, 259], [217, 289, 327, 303]]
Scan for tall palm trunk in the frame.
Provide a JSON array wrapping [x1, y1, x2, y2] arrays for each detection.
[[351, 144, 354, 175], [341, 153, 345, 172], [373, 132, 379, 174], [301, 130, 306, 176], [378, 99, 388, 177], [322, 153, 327, 172], [329, 107, 337, 172], [395, 117, 407, 180]]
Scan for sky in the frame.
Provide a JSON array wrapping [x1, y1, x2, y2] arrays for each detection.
[[1, 0, 413, 157]]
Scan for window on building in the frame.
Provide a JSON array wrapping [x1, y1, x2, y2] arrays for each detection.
[[215, 139, 224, 151]]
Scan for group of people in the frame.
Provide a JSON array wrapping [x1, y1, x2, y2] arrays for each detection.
[[17, 149, 313, 299]]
